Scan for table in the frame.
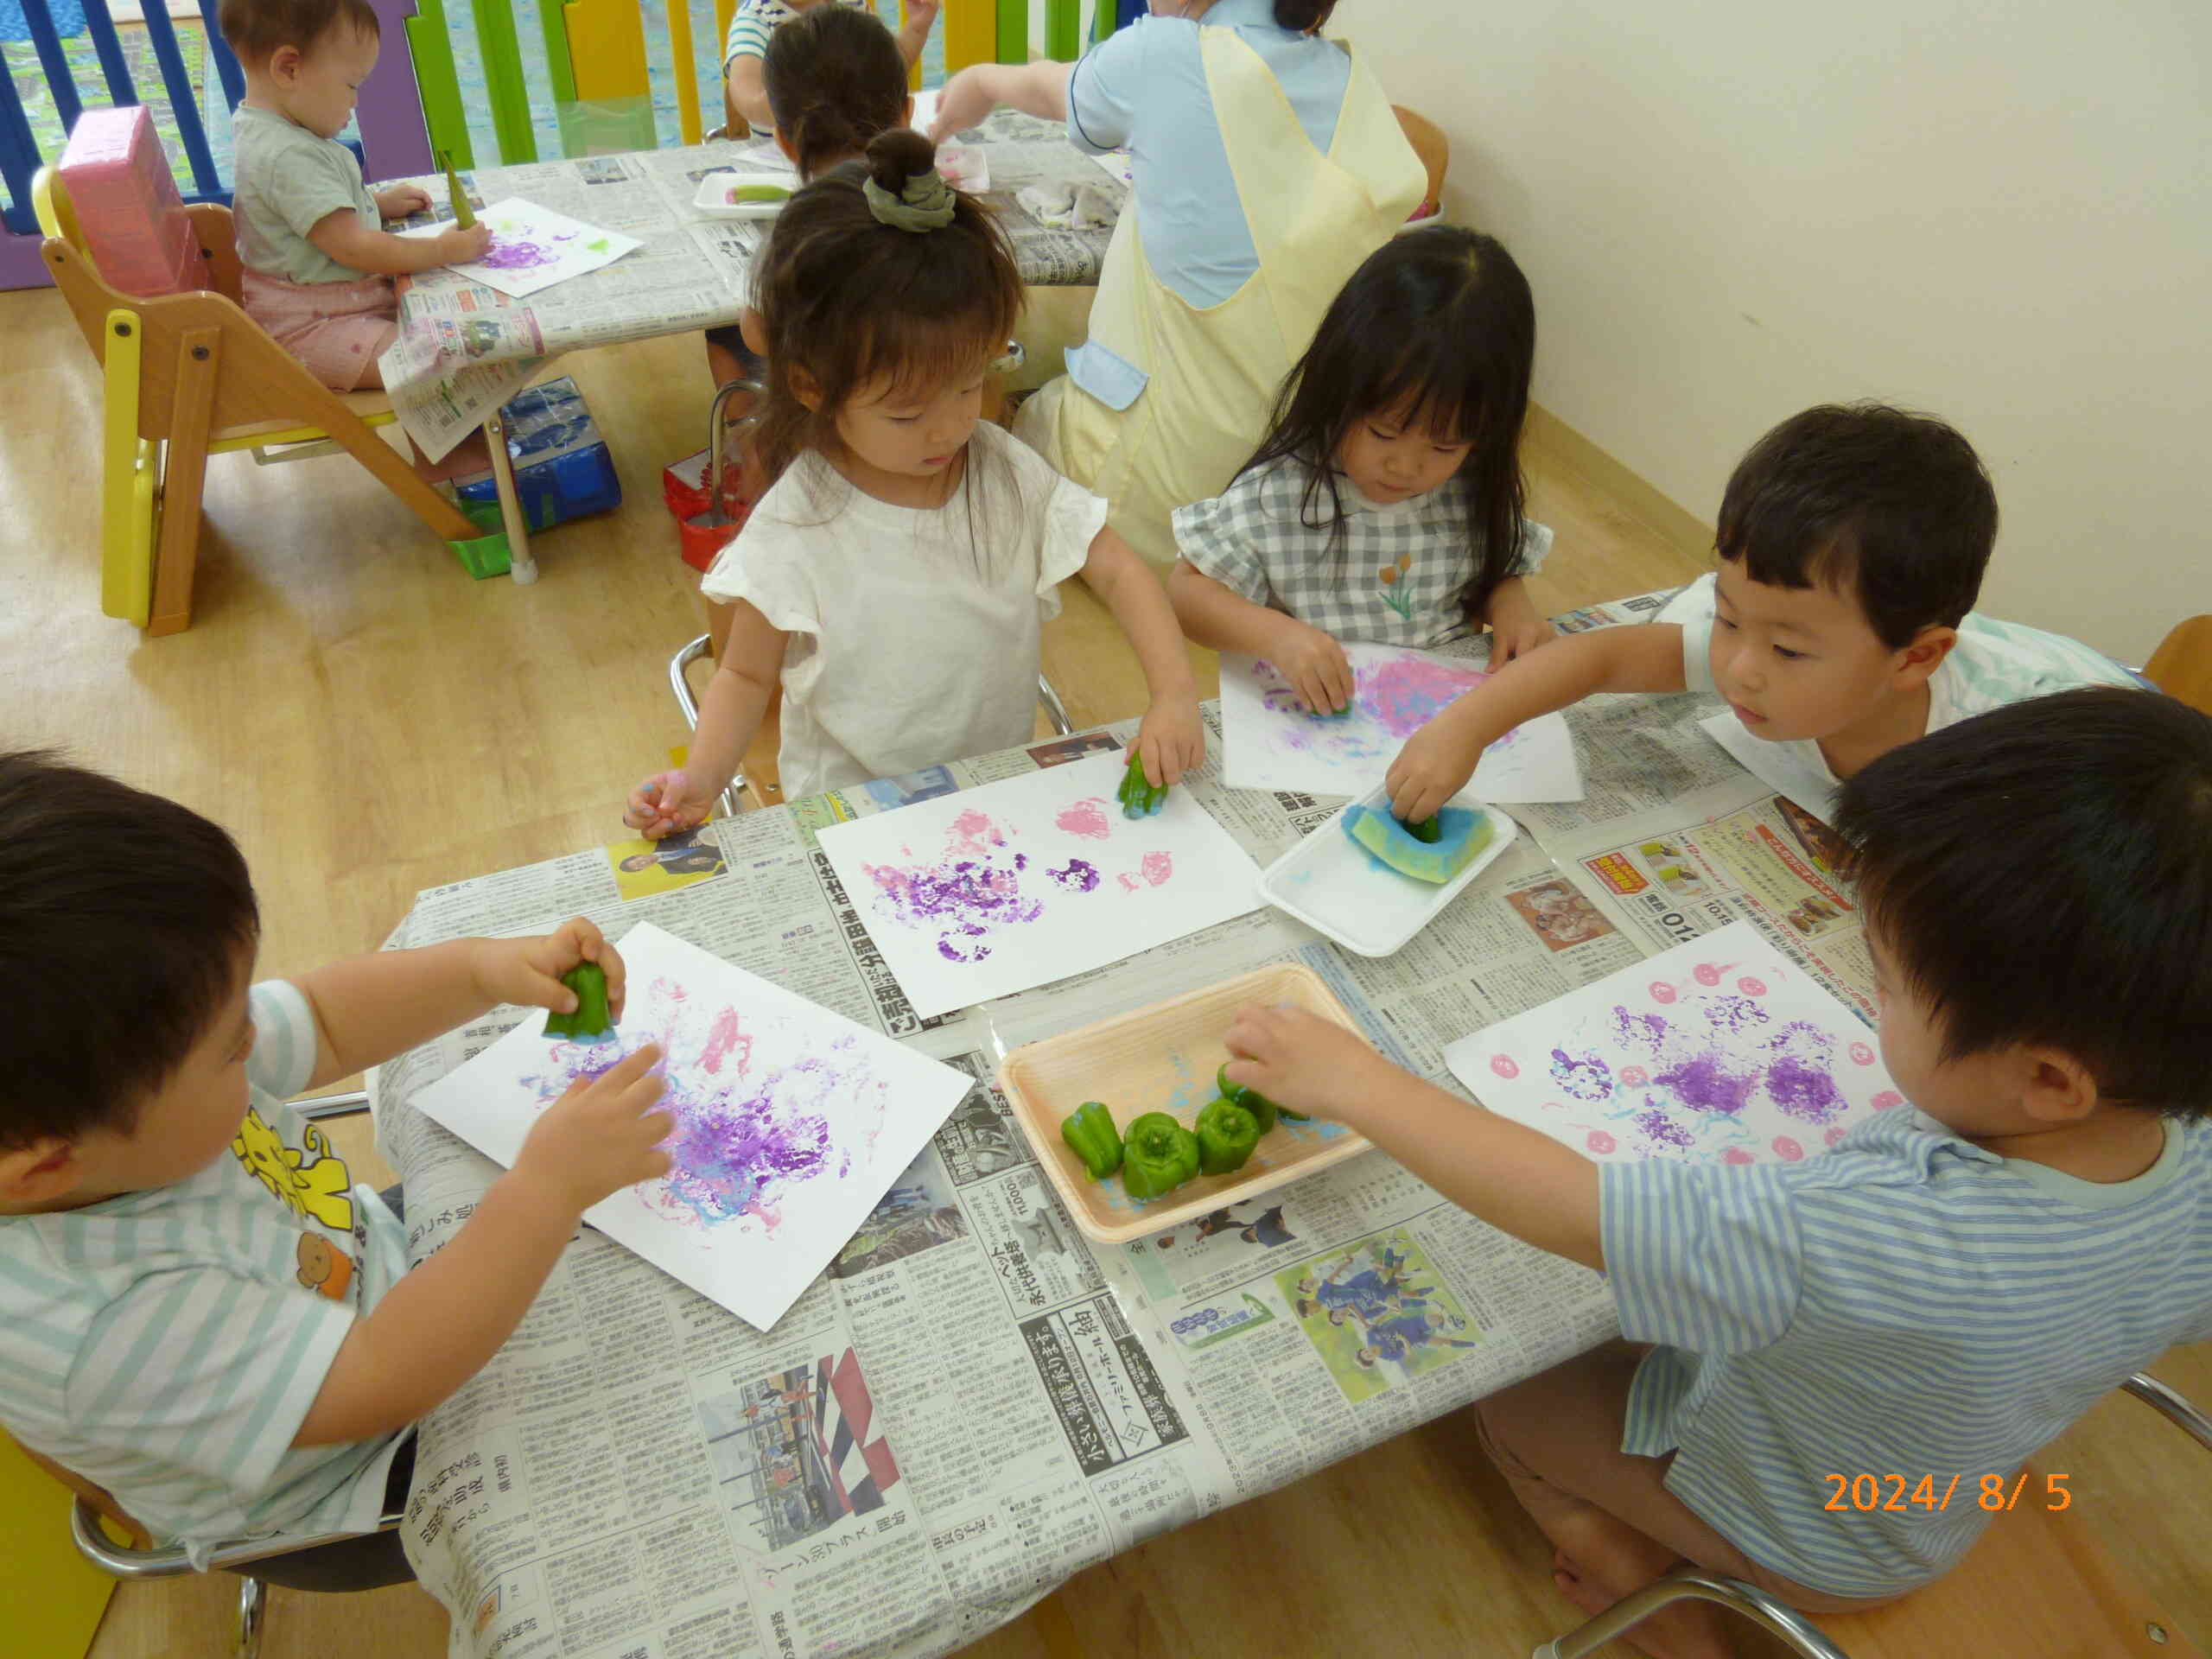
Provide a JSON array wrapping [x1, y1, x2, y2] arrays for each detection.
[[376, 111, 1125, 582], [372, 592, 1878, 1659]]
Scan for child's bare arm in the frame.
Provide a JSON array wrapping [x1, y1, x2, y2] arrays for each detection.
[[1479, 575, 1555, 665], [1386, 621, 1690, 823], [1225, 1005, 1604, 1270], [725, 52, 772, 133], [1078, 526, 1205, 787], [893, 0, 940, 66], [929, 62, 1073, 144], [626, 600, 783, 837], [307, 208, 490, 276], [294, 920, 626, 1087], [1168, 560, 1353, 715], [293, 1046, 672, 1446]]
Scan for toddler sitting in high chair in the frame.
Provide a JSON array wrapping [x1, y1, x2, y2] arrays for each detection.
[[218, 0, 490, 392]]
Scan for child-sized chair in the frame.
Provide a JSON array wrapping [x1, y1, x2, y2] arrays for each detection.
[[1537, 1370, 2212, 1658], [34, 168, 494, 635]]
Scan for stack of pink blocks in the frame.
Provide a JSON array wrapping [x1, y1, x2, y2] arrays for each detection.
[[57, 104, 211, 298]]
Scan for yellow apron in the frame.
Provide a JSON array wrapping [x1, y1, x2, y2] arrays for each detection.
[[1018, 29, 1425, 567]]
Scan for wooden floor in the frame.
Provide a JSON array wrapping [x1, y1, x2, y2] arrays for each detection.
[[4, 281, 2205, 1658]]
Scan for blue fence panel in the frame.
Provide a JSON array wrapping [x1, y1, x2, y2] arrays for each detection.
[[18, 0, 83, 132], [134, 0, 221, 195], [79, 0, 139, 106]]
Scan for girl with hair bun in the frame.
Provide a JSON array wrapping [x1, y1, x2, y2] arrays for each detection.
[[631, 131, 1204, 826]]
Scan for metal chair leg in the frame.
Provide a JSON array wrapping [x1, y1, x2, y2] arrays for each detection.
[[2123, 1371, 2212, 1454], [670, 634, 746, 820], [1037, 673, 1074, 737], [1533, 1567, 1850, 1659], [236, 1573, 266, 1659]]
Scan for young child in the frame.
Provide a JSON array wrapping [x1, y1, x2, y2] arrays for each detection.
[[1382, 403, 2139, 825], [1227, 685, 2212, 1654], [1168, 226, 1555, 713], [218, 0, 490, 391], [704, 3, 913, 390], [627, 130, 1203, 830], [721, 0, 937, 138], [0, 753, 672, 1580]]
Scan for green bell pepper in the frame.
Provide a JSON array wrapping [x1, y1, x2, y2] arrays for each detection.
[[1406, 815, 1444, 843], [1217, 1061, 1306, 1126], [1195, 1096, 1261, 1176], [1060, 1101, 1123, 1181], [1116, 751, 1168, 819], [543, 961, 614, 1042], [1121, 1111, 1200, 1200]]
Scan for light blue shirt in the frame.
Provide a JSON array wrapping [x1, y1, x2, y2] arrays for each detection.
[[1065, 0, 1351, 311], [1603, 1109, 2212, 1596]]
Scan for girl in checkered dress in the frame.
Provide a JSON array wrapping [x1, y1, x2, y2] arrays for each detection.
[[1167, 226, 1555, 715]]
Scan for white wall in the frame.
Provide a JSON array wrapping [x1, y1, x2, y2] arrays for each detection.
[[1347, 1, 2211, 662]]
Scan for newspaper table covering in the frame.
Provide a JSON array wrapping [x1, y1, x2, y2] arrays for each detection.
[[372, 592, 1853, 1659], [378, 114, 1126, 459]]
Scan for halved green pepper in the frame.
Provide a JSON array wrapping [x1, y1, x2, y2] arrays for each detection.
[[1195, 1096, 1261, 1176], [544, 962, 615, 1042], [1060, 1100, 1123, 1181], [1406, 815, 1444, 843], [1217, 1061, 1306, 1124], [1116, 750, 1168, 819], [1121, 1111, 1199, 1200]]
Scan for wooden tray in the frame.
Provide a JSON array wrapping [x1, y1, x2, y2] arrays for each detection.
[[998, 963, 1373, 1244]]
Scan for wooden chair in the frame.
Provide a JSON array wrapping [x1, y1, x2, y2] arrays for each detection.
[[34, 168, 485, 636], [2145, 615, 2212, 715], [1391, 105, 1449, 220], [1539, 1371, 2212, 1657]]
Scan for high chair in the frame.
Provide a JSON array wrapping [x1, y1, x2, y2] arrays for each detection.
[[1537, 1370, 2212, 1658], [34, 167, 491, 636], [2145, 615, 2212, 715]]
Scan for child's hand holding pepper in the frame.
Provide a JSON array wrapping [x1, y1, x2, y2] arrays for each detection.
[[1224, 1003, 1391, 1126], [470, 918, 628, 1024], [1131, 692, 1205, 794]]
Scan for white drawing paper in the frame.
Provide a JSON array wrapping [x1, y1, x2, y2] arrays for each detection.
[[398, 197, 642, 298], [816, 749, 1263, 1019], [411, 923, 970, 1330], [1443, 922, 1905, 1166], [1218, 645, 1583, 804]]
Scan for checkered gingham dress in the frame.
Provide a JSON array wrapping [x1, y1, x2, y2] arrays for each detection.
[[1170, 458, 1551, 648]]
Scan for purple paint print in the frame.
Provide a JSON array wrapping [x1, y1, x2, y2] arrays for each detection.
[[863, 809, 1044, 965], [479, 237, 557, 270], [1653, 1052, 1759, 1116], [1549, 1047, 1614, 1102], [1610, 1006, 1671, 1054], [1764, 1056, 1847, 1123], [1702, 995, 1770, 1036], [1048, 859, 1100, 893]]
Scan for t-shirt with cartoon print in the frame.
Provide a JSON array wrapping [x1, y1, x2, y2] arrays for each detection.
[[0, 981, 408, 1565]]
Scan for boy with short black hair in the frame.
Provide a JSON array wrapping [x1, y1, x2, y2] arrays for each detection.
[[1383, 403, 2137, 825], [1229, 686, 2212, 1653], [0, 753, 671, 1580]]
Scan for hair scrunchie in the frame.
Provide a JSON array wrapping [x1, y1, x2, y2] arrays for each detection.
[[863, 167, 957, 233]]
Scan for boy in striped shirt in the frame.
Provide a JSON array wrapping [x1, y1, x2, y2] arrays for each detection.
[[0, 754, 674, 1583], [1229, 687, 2212, 1654], [1382, 403, 2139, 829], [721, 0, 938, 137]]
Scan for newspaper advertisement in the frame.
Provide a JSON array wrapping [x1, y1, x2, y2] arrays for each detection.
[[376, 118, 1120, 457], [370, 683, 1688, 1656]]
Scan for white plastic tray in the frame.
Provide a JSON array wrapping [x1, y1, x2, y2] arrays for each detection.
[[1256, 786, 1519, 957], [692, 170, 791, 219]]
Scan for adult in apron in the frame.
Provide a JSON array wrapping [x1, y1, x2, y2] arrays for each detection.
[[1015, 3, 1425, 566]]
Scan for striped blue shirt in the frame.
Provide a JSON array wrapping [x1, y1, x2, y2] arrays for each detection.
[[1602, 1109, 2212, 1596], [0, 982, 408, 1566]]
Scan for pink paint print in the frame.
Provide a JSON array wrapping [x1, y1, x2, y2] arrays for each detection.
[[1055, 798, 1113, 841]]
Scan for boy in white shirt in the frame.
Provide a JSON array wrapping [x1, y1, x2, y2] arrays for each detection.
[[1382, 404, 2138, 826], [0, 753, 672, 1583], [721, 0, 937, 136]]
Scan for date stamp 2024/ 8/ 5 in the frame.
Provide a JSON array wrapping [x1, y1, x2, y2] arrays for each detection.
[[1822, 1473, 2073, 1514]]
